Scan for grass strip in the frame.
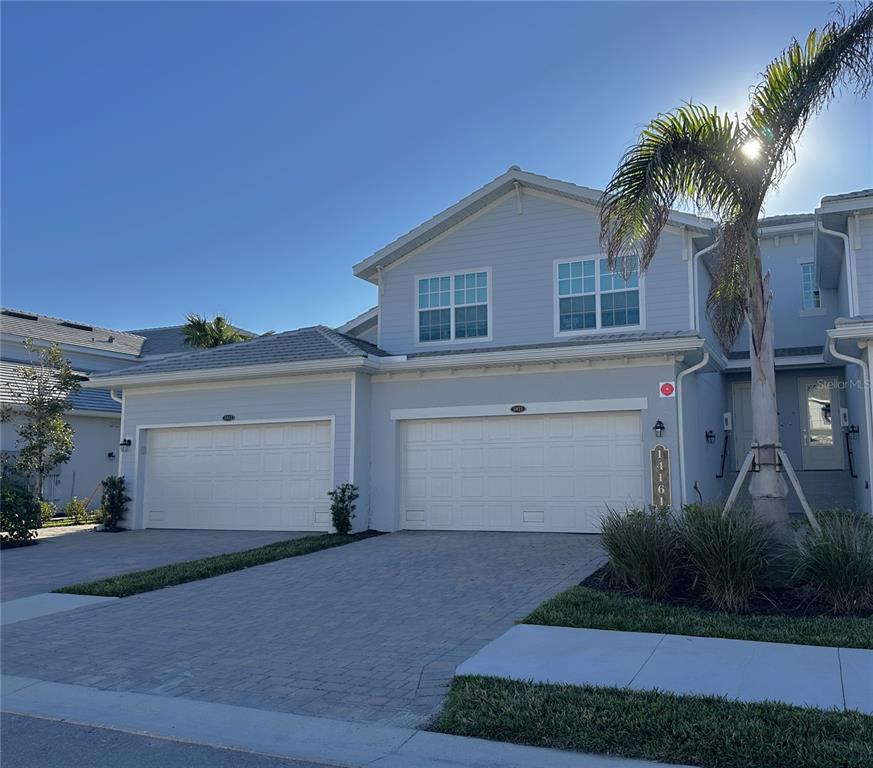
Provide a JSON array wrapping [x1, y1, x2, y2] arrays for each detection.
[[436, 676, 873, 768], [523, 585, 873, 649], [54, 531, 378, 597]]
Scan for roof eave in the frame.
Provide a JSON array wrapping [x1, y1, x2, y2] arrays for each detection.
[[84, 356, 373, 389]]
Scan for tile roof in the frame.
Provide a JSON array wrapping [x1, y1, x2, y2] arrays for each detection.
[[406, 330, 701, 358], [128, 324, 256, 357], [0, 360, 120, 413], [0, 308, 144, 356], [91, 325, 388, 380]]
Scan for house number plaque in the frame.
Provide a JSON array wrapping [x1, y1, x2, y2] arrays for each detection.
[[650, 444, 672, 508]]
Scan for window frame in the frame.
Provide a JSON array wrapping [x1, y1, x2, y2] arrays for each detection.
[[799, 260, 826, 316], [414, 267, 493, 346], [553, 255, 645, 337]]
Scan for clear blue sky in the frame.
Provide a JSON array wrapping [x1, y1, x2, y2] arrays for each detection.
[[2, 2, 870, 335]]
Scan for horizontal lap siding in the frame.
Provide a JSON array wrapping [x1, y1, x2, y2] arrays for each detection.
[[378, 192, 691, 355], [856, 214, 873, 316], [118, 377, 352, 528]]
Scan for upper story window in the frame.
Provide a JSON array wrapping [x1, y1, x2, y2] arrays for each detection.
[[417, 270, 489, 343], [556, 256, 641, 334], [801, 262, 821, 311]]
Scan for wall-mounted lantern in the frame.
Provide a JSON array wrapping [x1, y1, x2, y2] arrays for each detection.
[[705, 430, 716, 444], [119, 438, 132, 453], [653, 420, 665, 438], [107, 451, 116, 460]]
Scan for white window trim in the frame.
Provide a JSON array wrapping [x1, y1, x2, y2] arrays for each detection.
[[799, 260, 826, 316], [553, 255, 646, 338], [414, 267, 493, 346]]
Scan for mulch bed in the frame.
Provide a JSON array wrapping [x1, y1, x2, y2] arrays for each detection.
[[581, 563, 872, 619]]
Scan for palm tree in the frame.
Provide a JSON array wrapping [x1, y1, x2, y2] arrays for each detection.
[[600, 6, 873, 538], [181, 313, 250, 349]]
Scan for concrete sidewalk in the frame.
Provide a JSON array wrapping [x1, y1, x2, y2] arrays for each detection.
[[457, 625, 873, 714], [1, 675, 681, 768]]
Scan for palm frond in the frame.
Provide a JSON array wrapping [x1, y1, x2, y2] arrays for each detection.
[[746, 4, 873, 189], [600, 104, 745, 276], [706, 218, 754, 352]]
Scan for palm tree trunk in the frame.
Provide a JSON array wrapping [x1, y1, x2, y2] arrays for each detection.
[[745, 235, 790, 542]]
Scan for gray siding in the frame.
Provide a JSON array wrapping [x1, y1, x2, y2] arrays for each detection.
[[732, 233, 837, 354], [118, 376, 353, 528], [378, 191, 691, 355], [842, 348, 872, 515], [681, 370, 729, 505], [368, 363, 681, 532], [855, 213, 873, 316], [352, 373, 371, 532]]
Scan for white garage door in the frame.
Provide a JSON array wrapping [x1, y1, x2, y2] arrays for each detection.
[[401, 412, 643, 533], [144, 421, 332, 530]]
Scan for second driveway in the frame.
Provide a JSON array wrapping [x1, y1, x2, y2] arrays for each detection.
[[2, 531, 604, 726]]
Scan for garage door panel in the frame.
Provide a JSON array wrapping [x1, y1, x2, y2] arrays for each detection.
[[145, 421, 332, 531], [401, 412, 643, 533]]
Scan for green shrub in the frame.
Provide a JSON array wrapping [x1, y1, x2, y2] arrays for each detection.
[[680, 504, 769, 612], [100, 476, 130, 531], [327, 483, 358, 535], [38, 500, 57, 525], [1, 471, 41, 544], [600, 506, 679, 598], [796, 511, 873, 614], [64, 497, 91, 525]]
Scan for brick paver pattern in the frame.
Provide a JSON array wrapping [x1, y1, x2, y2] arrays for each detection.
[[2, 531, 604, 726]]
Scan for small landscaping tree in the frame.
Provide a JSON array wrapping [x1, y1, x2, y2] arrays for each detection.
[[100, 476, 130, 531], [64, 496, 91, 525], [6, 341, 80, 500], [327, 483, 358, 535]]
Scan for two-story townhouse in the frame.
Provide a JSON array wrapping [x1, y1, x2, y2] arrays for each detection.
[[0, 310, 197, 509], [81, 168, 872, 532]]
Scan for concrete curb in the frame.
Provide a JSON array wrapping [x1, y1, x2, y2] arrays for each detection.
[[1, 675, 678, 768]]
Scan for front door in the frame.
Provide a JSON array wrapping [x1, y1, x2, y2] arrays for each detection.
[[798, 377, 843, 470]]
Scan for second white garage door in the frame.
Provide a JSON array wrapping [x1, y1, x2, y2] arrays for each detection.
[[401, 412, 643, 533], [144, 420, 332, 531]]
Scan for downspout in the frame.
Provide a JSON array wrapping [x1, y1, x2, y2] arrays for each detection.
[[818, 221, 857, 317], [110, 389, 124, 477], [677, 349, 710, 507], [691, 242, 718, 331], [828, 338, 873, 515], [110, 389, 123, 404]]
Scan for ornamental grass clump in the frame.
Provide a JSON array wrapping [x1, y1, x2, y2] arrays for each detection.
[[796, 511, 873, 614], [600, 506, 679, 599], [680, 503, 770, 612]]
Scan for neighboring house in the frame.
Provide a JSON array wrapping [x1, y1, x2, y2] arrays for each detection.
[[0, 311, 196, 508], [83, 168, 873, 532]]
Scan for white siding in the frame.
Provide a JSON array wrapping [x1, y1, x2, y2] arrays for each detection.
[[855, 213, 873, 317]]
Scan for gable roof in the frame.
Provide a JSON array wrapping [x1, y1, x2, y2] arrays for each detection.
[[336, 306, 378, 336], [0, 308, 145, 357], [352, 167, 715, 283], [88, 325, 387, 383]]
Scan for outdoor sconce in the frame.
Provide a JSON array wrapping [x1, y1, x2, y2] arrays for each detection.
[[705, 430, 716, 444], [653, 420, 665, 438], [107, 451, 116, 460], [119, 438, 132, 453]]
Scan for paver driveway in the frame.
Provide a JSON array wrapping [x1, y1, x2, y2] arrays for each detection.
[[2, 531, 604, 726], [1, 529, 305, 601]]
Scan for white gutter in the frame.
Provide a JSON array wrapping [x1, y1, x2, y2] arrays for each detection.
[[691, 242, 718, 331], [676, 350, 710, 507], [83, 337, 708, 389], [827, 337, 873, 515], [110, 389, 123, 404], [818, 220, 858, 317]]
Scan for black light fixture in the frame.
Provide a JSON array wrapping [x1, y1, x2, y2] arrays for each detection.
[[847, 425, 860, 440], [705, 430, 716, 444], [119, 438, 132, 453], [653, 420, 665, 438]]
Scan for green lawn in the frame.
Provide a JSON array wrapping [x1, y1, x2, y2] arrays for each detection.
[[55, 531, 378, 598], [42, 516, 98, 528], [436, 676, 873, 768], [523, 585, 873, 649]]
